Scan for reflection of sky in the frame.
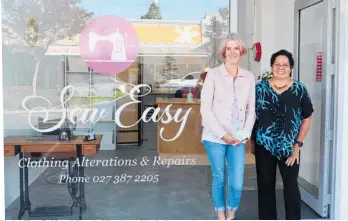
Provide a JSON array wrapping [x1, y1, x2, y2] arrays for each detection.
[[79, 0, 228, 20]]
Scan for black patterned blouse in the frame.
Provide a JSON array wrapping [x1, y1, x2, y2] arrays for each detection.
[[254, 79, 314, 159]]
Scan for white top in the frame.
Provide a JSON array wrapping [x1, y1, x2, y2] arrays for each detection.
[[199, 64, 256, 145], [202, 87, 247, 144]]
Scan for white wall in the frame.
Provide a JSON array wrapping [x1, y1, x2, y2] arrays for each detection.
[[230, 0, 238, 33], [237, 0, 295, 76], [274, 0, 295, 53], [237, 0, 256, 70]]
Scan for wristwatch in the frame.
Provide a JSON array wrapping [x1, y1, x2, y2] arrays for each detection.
[[295, 140, 303, 147]]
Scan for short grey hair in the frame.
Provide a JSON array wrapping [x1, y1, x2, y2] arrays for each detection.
[[218, 33, 248, 60]]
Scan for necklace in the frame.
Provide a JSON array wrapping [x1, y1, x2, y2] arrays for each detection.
[[273, 84, 288, 90], [271, 78, 292, 90]]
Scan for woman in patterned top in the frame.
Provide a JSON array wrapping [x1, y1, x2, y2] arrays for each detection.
[[200, 33, 256, 220], [254, 49, 314, 220]]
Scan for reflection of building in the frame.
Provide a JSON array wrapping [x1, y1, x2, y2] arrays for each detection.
[[45, 18, 220, 87], [46, 18, 210, 59], [42, 18, 211, 147], [130, 19, 209, 86]]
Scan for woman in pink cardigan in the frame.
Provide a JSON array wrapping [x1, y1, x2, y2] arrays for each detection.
[[200, 33, 256, 220]]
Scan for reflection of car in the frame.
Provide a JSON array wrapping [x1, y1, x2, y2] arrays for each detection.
[[70, 77, 133, 97], [158, 71, 201, 89]]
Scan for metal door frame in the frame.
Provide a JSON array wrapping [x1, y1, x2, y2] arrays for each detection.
[[331, 0, 347, 219], [293, 0, 336, 217]]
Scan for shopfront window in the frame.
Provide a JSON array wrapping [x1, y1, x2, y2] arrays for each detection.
[[3, 0, 230, 218], [2, 0, 230, 136]]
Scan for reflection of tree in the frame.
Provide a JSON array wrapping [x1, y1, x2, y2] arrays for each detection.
[[204, 7, 229, 66], [161, 56, 178, 80], [2, 0, 93, 95], [141, 2, 162, 19]]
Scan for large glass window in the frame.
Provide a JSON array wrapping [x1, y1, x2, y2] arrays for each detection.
[[2, 0, 230, 139], [2, 0, 230, 218]]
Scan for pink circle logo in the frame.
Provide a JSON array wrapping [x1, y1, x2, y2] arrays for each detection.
[[79, 15, 140, 74]]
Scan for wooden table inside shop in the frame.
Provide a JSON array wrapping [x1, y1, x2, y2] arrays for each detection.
[[4, 135, 103, 220], [156, 98, 255, 165]]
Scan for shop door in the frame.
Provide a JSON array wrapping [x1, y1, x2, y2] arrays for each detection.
[[293, 0, 336, 217]]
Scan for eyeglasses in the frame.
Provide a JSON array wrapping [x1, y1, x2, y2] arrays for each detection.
[[273, 63, 290, 69]]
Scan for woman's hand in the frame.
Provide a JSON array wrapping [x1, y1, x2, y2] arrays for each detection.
[[231, 138, 242, 146], [222, 134, 241, 146], [286, 145, 300, 166], [222, 134, 234, 144]]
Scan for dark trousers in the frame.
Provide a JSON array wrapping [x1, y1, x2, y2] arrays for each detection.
[[255, 144, 301, 220]]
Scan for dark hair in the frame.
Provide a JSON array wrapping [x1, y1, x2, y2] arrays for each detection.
[[270, 49, 295, 69]]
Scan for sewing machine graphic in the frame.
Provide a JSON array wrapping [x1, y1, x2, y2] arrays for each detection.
[[88, 30, 128, 61]]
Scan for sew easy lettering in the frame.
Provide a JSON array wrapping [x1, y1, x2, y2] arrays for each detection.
[[21, 84, 191, 141]]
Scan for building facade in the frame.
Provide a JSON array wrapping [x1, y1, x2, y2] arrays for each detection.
[[1, 0, 348, 219]]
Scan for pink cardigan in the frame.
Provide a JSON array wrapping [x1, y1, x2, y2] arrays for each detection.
[[200, 64, 256, 142]]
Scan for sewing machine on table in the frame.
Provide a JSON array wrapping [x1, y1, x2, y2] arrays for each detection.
[[4, 118, 103, 220]]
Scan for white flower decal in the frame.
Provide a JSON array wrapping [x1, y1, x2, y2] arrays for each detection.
[[173, 26, 200, 44]]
